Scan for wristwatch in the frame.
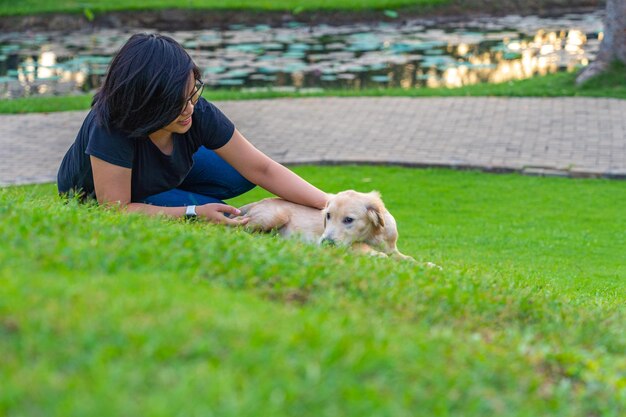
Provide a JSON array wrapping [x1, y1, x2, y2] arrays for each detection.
[[185, 205, 197, 219]]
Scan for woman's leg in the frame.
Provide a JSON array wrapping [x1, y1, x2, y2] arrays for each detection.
[[179, 146, 256, 200], [140, 146, 255, 207], [141, 188, 224, 206]]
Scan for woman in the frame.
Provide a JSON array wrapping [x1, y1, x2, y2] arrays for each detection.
[[57, 33, 327, 225]]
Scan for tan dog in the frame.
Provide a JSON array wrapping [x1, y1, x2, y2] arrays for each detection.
[[238, 190, 415, 261]]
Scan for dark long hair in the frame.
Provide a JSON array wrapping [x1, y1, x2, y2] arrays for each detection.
[[92, 33, 201, 138]]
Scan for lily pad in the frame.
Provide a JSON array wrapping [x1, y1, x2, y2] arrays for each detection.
[[258, 66, 280, 74], [423, 49, 445, 55], [217, 79, 245, 86], [289, 43, 310, 51], [1, 45, 19, 53], [371, 75, 390, 83], [260, 43, 284, 51], [204, 66, 227, 74], [227, 44, 263, 53], [282, 64, 308, 73], [368, 63, 387, 71], [503, 52, 523, 60], [223, 69, 252, 78], [249, 74, 277, 81], [283, 51, 306, 59]]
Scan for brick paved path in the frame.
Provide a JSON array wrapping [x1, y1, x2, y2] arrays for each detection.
[[1, 97, 625, 186]]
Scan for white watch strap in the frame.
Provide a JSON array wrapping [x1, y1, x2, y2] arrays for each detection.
[[185, 205, 197, 218]]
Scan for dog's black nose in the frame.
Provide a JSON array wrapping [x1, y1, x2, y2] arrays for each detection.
[[320, 237, 336, 247]]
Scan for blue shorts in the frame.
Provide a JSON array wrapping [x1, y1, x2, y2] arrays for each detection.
[[140, 146, 255, 206]]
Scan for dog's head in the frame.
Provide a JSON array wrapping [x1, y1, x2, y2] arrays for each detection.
[[319, 190, 386, 246]]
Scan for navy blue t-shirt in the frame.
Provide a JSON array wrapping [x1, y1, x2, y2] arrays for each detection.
[[57, 98, 235, 202]]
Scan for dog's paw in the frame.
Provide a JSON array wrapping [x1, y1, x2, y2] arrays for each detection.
[[425, 262, 443, 270]]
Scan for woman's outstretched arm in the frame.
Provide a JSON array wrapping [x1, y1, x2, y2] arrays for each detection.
[[215, 129, 329, 209]]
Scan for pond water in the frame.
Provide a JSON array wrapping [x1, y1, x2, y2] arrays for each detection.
[[0, 11, 603, 99]]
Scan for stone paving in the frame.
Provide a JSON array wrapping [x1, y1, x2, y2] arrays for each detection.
[[1, 96, 625, 187]]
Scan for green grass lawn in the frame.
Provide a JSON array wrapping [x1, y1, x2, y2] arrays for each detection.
[[2, 63, 625, 114], [0, 0, 448, 16], [1, 166, 625, 416]]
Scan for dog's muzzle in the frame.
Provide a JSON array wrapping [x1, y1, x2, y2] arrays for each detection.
[[319, 237, 336, 247]]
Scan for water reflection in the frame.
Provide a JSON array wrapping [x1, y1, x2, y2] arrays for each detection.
[[0, 11, 603, 98], [422, 26, 593, 88]]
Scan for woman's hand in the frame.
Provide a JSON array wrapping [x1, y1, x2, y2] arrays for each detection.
[[196, 203, 249, 226]]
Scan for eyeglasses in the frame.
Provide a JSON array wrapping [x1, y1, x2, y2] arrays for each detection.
[[181, 79, 204, 114]]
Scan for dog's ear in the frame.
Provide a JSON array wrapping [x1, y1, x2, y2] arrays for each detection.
[[368, 190, 382, 200], [365, 191, 385, 232], [366, 204, 385, 232], [322, 196, 333, 228]]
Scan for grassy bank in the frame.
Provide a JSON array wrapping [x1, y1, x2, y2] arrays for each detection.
[[1, 64, 625, 114], [1, 166, 625, 416], [0, 0, 449, 16]]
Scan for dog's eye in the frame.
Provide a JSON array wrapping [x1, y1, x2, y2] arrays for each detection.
[[326, 213, 331, 221], [343, 217, 354, 224]]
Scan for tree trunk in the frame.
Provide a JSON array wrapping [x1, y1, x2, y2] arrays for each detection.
[[576, 0, 626, 84]]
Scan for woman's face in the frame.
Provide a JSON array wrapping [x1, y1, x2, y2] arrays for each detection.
[[155, 74, 200, 136]]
